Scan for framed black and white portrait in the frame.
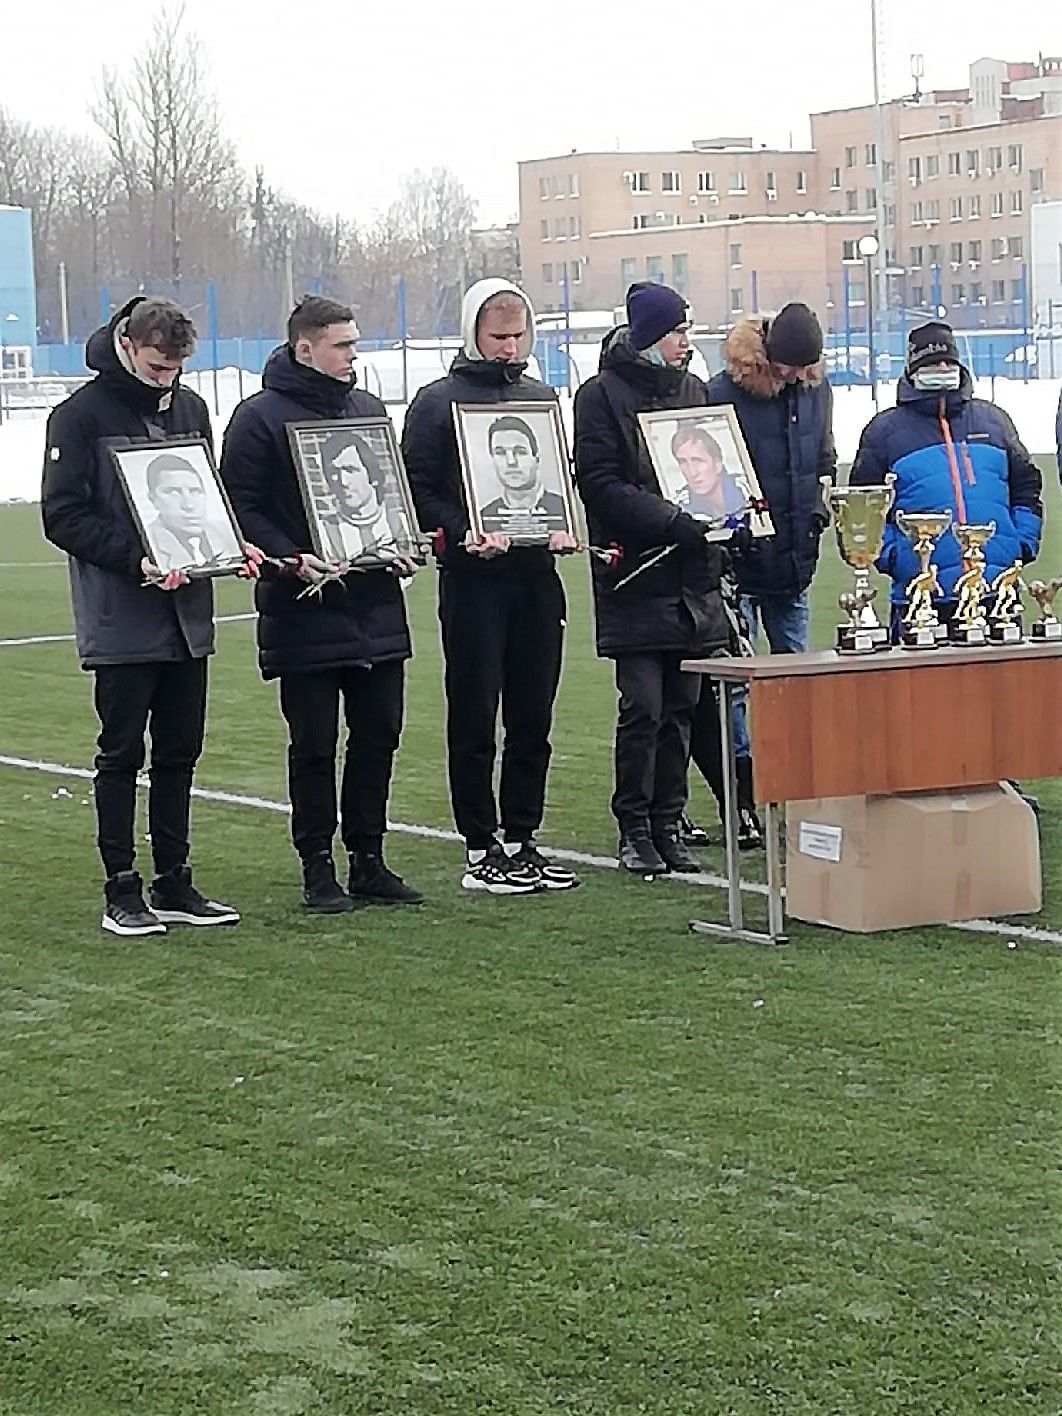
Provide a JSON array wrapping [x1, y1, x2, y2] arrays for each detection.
[[286, 418, 427, 569], [637, 405, 774, 543], [452, 401, 579, 544], [109, 438, 246, 577]]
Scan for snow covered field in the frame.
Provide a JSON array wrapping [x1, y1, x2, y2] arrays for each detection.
[[2, 366, 1059, 507]]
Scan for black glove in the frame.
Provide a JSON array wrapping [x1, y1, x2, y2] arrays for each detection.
[[729, 524, 754, 556], [670, 512, 709, 551]]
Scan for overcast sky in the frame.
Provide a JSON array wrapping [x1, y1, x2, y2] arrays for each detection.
[[2, 2, 1054, 227]]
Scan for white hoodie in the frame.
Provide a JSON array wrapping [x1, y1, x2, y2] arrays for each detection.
[[459, 278, 537, 363]]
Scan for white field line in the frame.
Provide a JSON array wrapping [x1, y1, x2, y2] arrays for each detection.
[[0, 612, 256, 648], [2, 750, 1060, 947], [0, 560, 66, 568]]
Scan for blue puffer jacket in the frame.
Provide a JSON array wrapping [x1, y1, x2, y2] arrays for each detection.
[[849, 373, 1042, 604]]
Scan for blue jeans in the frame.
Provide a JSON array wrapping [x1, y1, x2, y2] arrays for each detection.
[[731, 591, 810, 756]]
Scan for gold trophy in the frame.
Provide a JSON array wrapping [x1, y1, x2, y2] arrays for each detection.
[[1027, 577, 1062, 642], [948, 522, 995, 646], [987, 559, 1025, 644], [822, 474, 895, 654], [896, 509, 952, 649]]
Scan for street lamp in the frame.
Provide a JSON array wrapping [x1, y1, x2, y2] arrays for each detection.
[[858, 234, 880, 409]]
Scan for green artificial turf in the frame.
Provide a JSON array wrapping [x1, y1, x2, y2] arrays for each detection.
[[0, 463, 1060, 1413]]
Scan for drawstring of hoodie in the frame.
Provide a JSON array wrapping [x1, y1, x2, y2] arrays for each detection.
[[937, 395, 970, 523]]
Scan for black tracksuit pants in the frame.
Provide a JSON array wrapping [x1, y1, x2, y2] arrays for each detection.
[[438, 566, 565, 850], [611, 651, 699, 832], [93, 658, 208, 879], [278, 660, 405, 861]]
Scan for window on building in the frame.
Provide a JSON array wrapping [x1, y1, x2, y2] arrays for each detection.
[[730, 287, 743, 313], [925, 154, 940, 179], [991, 237, 1007, 259], [629, 171, 650, 192], [539, 177, 549, 200], [1030, 167, 1044, 193], [568, 173, 580, 197], [845, 189, 858, 212], [646, 256, 665, 282], [909, 245, 923, 267], [885, 203, 897, 227], [939, 114, 952, 130], [882, 160, 896, 183], [797, 170, 807, 193], [570, 258, 582, 283], [886, 246, 899, 267], [990, 192, 1004, 217], [1010, 235, 1023, 259], [697, 213, 708, 223], [1008, 144, 1023, 172], [620, 257, 637, 290], [843, 239, 858, 261], [1011, 190, 1023, 214], [969, 194, 982, 218], [697, 170, 716, 193], [950, 197, 963, 220], [969, 240, 982, 262], [830, 167, 841, 189], [948, 152, 962, 176], [845, 145, 857, 167], [540, 220, 550, 241], [657, 213, 679, 226], [991, 280, 1006, 302], [729, 170, 747, 193], [908, 156, 922, 183], [912, 285, 924, 305], [865, 142, 877, 165], [765, 170, 776, 194], [911, 200, 923, 222], [661, 170, 681, 193], [672, 253, 689, 294], [556, 262, 567, 285], [926, 200, 940, 221], [928, 244, 941, 265], [569, 215, 580, 238], [950, 242, 963, 264], [632, 213, 651, 230], [1011, 278, 1024, 301], [986, 145, 1002, 174], [951, 284, 965, 303], [866, 187, 878, 209], [554, 218, 566, 240], [966, 150, 980, 177], [542, 263, 553, 283], [970, 282, 983, 304], [550, 176, 561, 197], [848, 279, 866, 304], [729, 243, 742, 266]]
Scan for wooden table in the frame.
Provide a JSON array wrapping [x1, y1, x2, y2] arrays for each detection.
[[682, 641, 1062, 945]]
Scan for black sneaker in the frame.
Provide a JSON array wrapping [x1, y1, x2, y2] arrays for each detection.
[[302, 852, 355, 914], [652, 823, 700, 873], [348, 850, 423, 904], [150, 865, 240, 926], [679, 813, 711, 847], [618, 828, 666, 876], [508, 841, 581, 891], [736, 808, 764, 852], [461, 844, 542, 895], [102, 870, 166, 937]]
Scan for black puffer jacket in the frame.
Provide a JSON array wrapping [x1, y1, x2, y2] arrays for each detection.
[[220, 345, 411, 679], [402, 351, 559, 579], [573, 330, 728, 658], [41, 296, 215, 668]]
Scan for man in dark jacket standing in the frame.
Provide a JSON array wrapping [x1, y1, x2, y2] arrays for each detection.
[[573, 283, 730, 876], [402, 278, 579, 895], [42, 296, 243, 936], [221, 296, 421, 913]]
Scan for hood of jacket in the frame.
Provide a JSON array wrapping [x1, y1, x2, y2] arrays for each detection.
[[459, 278, 536, 363], [721, 316, 825, 399], [261, 342, 360, 417], [598, 327, 693, 397], [84, 295, 188, 415]]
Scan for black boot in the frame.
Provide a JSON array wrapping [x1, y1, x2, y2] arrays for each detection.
[[348, 850, 424, 905], [302, 851, 355, 913], [652, 822, 700, 873], [679, 813, 711, 847], [618, 826, 666, 876], [735, 757, 764, 852]]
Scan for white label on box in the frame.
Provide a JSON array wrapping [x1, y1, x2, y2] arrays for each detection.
[[798, 821, 843, 862]]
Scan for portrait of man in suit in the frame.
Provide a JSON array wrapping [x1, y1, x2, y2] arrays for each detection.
[[144, 452, 239, 571]]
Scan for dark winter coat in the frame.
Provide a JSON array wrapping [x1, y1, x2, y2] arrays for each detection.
[[219, 345, 411, 678], [41, 296, 216, 669], [572, 330, 729, 659], [705, 317, 836, 599], [849, 371, 1043, 603], [401, 351, 560, 582]]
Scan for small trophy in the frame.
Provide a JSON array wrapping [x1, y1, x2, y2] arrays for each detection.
[[948, 522, 995, 646], [897, 510, 952, 649], [987, 559, 1025, 644], [1028, 577, 1062, 642], [822, 475, 895, 654]]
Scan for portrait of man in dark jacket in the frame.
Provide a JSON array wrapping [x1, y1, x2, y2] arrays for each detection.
[[573, 281, 730, 877], [220, 295, 422, 914], [402, 278, 580, 895], [41, 295, 245, 936]]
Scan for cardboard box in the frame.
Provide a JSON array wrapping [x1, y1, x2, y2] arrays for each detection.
[[785, 783, 1041, 932]]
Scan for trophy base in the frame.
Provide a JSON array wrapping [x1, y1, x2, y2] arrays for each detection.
[[948, 621, 988, 647], [988, 621, 1023, 645], [1031, 620, 1062, 642], [836, 623, 890, 655], [901, 625, 941, 650]]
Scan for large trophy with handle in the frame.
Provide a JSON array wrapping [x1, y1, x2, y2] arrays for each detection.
[[896, 510, 952, 649], [948, 522, 995, 646], [822, 474, 895, 654]]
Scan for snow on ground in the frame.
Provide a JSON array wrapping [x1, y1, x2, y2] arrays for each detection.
[[2, 367, 1059, 507]]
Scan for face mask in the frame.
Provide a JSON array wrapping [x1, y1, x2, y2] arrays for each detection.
[[912, 365, 961, 392], [643, 347, 668, 367]]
